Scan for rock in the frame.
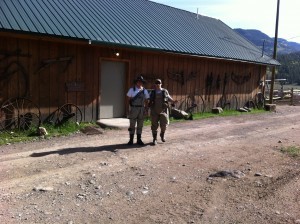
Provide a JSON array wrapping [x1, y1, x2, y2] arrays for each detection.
[[141, 190, 149, 195], [171, 108, 189, 119], [243, 106, 252, 112], [211, 107, 223, 114], [33, 186, 54, 192], [38, 127, 48, 136], [141, 186, 149, 194], [170, 176, 177, 182], [76, 194, 85, 199], [126, 191, 134, 196], [100, 162, 109, 166], [209, 170, 245, 178], [255, 181, 263, 187], [238, 107, 249, 112], [89, 180, 96, 185], [265, 104, 276, 111], [81, 126, 104, 135]]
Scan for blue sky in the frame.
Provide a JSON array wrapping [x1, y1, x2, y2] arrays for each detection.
[[151, 0, 300, 43]]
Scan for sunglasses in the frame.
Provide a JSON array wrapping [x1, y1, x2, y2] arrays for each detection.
[[155, 82, 161, 85]]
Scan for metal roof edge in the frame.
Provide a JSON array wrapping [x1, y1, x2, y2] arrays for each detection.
[[162, 51, 280, 66], [0, 29, 87, 43], [90, 40, 280, 66]]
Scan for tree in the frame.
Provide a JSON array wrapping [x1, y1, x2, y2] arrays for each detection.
[[277, 52, 300, 84]]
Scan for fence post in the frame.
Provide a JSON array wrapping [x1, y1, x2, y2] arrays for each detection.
[[291, 88, 294, 105]]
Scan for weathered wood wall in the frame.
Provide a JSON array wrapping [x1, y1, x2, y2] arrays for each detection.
[[0, 34, 266, 122]]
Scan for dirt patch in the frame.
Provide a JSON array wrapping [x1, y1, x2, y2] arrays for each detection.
[[1, 105, 300, 223]]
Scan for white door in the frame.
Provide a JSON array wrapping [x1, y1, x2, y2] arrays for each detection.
[[100, 61, 126, 118]]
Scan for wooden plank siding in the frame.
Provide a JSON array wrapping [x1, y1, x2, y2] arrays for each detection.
[[0, 34, 266, 122]]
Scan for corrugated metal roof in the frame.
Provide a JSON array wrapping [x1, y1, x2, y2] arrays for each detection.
[[0, 0, 279, 65]]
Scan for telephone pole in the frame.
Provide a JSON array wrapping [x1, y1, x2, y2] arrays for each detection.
[[269, 0, 280, 104]]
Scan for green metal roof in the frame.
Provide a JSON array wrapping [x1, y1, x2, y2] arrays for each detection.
[[0, 0, 279, 65]]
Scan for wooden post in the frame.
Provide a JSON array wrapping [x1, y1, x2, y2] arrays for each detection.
[[291, 88, 294, 105]]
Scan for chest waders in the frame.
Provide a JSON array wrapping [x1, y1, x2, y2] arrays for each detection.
[[128, 87, 146, 145], [149, 89, 169, 145]]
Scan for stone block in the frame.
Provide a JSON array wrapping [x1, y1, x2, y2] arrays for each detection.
[[264, 104, 276, 111]]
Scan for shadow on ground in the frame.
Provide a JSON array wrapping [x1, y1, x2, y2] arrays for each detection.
[[30, 143, 151, 157]]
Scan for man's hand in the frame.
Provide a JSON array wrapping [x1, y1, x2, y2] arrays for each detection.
[[171, 100, 178, 107]]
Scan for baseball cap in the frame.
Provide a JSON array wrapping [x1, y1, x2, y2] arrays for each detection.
[[135, 75, 146, 83], [155, 79, 162, 84]]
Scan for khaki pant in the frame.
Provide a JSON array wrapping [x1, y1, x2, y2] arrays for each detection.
[[150, 111, 169, 134], [128, 107, 144, 135]]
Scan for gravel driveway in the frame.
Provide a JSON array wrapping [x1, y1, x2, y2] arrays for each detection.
[[1, 105, 300, 224]]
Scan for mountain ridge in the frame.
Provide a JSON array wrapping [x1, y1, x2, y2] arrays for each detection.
[[234, 28, 300, 55]]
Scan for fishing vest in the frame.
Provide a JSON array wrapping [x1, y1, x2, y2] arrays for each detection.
[[149, 89, 169, 108], [130, 87, 146, 107]]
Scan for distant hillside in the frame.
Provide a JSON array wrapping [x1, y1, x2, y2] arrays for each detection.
[[234, 29, 300, 84], [234, 28, 300, 56]]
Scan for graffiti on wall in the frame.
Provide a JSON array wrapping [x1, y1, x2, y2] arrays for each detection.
[[0, 49, 31, 102], [0, 48, 73, 104], [167, 69, 197, 86], [35, 56, 72, 74]]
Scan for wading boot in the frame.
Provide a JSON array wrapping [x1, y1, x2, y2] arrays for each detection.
[[137, 134, 145, 145], [152, 132, 157, 145], [128, 134, 134, 145], [160, 132, 166, 142]]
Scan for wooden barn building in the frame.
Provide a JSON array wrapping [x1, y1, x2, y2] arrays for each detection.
[[0, 0, 279, 123]]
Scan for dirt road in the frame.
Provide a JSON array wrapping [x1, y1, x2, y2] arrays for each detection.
[[0, 105, 300, 224]]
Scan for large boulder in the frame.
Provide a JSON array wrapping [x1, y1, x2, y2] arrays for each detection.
[[171, 108, 189, 119]]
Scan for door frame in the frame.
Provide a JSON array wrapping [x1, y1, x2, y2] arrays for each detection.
[[98, 57, 130, 119]]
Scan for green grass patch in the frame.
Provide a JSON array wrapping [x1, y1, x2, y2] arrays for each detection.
[[280, 146, 300, 158], [193, 108, 267, 120], [143, 108, 267, 125], [0, 130, 37, 145], [0, 122, 96, 146]]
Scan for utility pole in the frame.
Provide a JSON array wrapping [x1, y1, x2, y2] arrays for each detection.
[[269, 0, 280, 104]]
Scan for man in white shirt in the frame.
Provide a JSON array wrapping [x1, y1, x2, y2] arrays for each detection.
[[127, 76, 150, 145]]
